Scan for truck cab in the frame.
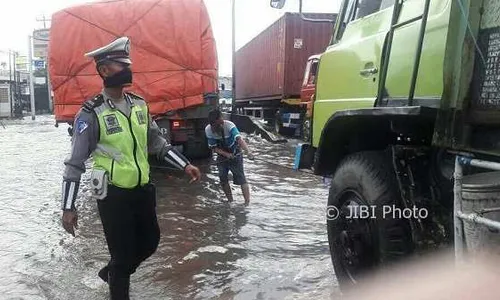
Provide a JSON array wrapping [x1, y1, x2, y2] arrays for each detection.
[[310, 0, 449, 150], [299, 55, 320, 141], [274, 0, 498, 292], [300, 55, 320, 109], [292, 0, 454, 290]]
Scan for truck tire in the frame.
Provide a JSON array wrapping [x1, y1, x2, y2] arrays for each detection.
[[274, 112, 283, 135], [302, 119, 311, 142], [327, 150, 413, 291]]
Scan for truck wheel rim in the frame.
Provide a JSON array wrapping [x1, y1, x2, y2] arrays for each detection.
[[336, 190, 376, 283]]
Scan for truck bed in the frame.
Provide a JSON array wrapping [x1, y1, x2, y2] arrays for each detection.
[[48, 0, 218, 123]]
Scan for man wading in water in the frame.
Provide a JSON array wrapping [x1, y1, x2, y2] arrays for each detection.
[[205, 108, 254, 205]]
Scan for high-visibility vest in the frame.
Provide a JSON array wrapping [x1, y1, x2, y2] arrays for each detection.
[[92, 94, 150, 188]]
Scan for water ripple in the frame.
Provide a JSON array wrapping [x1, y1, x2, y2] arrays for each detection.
[[0, 115, 340, 299]]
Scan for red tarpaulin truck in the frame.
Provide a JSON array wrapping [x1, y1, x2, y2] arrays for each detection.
[[48, 0, 219, 159]]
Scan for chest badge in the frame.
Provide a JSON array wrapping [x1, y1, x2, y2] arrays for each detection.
[[103, 114, 123, 135], [135, 111, 147, 125]]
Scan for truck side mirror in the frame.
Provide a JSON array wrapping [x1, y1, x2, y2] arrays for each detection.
[[270, 0, 286, 9]]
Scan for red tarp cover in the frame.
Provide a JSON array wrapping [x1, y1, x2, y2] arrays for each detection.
[[49, 0, 218, 122]]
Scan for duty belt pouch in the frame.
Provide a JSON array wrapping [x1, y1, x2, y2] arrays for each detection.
[[146, 183, 157, 207], [90, 169, 108, 200]]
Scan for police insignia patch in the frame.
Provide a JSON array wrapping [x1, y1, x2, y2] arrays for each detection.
[[104, 114, 123, 135], [76, 119, 88, 134], [135, 111, 146, 125]]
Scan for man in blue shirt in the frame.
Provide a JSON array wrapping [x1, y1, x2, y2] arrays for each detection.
[[205, 109, 254, 204]]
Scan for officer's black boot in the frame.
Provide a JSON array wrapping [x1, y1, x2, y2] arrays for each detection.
[[98, 265, 109, 283], [108, 272, 130, 300]]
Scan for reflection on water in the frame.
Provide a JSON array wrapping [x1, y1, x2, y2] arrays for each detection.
[[0, 116, 339, 299]]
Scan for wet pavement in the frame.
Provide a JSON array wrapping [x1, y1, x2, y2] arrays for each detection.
[[0, 115, 340, 299]]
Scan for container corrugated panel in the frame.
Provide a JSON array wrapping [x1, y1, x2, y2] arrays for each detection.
[[235, 12, 336, 102], [235, 16, 286, 101], [283, 13, 336, 98], [0, 85, 10, 118]]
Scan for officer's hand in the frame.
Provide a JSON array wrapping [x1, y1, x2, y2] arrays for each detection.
[[62, 210, 78, 237], [185, 164, 201, 183]]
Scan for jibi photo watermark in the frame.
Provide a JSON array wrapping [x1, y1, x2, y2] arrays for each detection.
[[326, 205, 428, 221]]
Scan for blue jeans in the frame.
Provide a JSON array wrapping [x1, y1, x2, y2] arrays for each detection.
[[217, 154, 247, 185]]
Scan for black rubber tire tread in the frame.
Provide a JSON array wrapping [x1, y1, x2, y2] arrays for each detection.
[[327, 150, 414, 291]]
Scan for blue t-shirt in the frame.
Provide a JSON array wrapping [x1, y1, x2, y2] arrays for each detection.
[[205, 120, 241, 154]]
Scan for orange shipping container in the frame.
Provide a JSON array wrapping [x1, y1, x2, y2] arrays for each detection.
[[49, 0, 218, 123]]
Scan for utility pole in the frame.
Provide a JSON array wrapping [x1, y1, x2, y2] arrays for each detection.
[[28, 36, 36, 120], [13, 51, 18, 118], [36, 15, 51, 29], [231, 0, 236, 114], [8, 50, 13, 117]]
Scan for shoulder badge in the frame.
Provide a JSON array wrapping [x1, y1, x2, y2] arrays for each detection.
[[82, 94, 104, 113], [76, 118, 89, 134]]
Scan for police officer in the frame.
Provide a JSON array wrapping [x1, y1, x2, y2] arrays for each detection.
[[60, 37, 201, 299]]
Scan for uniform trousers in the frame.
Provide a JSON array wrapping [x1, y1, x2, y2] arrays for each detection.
[[97, 183, 160, 300]]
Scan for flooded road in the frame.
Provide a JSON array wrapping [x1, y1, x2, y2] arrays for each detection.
[[0, 116, 340, 299]]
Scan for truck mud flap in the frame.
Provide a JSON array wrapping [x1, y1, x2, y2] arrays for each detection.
[[294, 143, 315, 170]]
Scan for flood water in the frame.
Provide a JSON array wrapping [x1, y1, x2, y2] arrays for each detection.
[[0, 116, 340, 299]]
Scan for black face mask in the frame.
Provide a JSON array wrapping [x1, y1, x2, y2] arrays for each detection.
[[103, 67, 133, 88]]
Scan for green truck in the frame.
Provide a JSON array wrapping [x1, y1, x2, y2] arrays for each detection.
[[273, 0, 500, 292]]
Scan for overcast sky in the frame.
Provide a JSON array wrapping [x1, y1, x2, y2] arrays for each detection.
[[0, 0, 339, 76]]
